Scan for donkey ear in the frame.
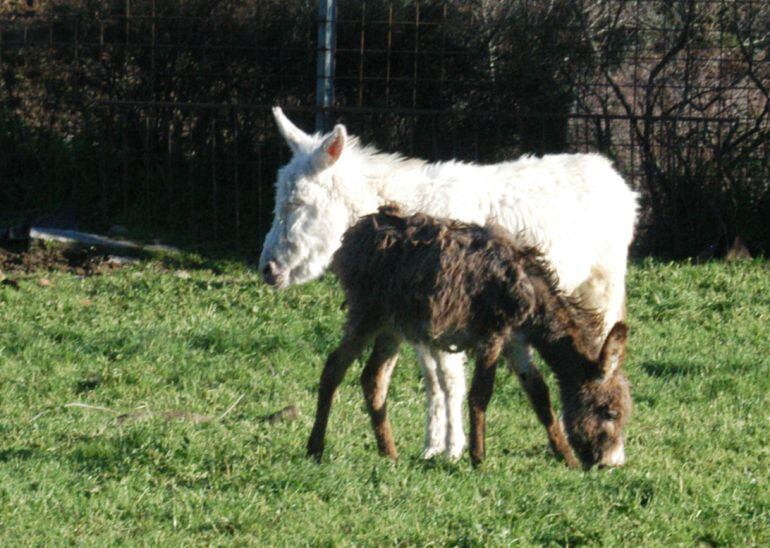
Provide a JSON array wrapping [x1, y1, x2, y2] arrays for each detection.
[[312, 124, 347, 170], [273, 106, 313, 154], [598, 322, 628, 378]]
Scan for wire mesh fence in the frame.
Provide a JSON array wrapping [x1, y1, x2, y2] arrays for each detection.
[[1, 0, 768, 257]]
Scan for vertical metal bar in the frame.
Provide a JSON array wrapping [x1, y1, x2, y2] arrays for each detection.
[[122, 116, 129, 218], [256, 143, 263, 248], [385, 1, 393, 106], [100, 108, 109, 226], [151, 0, 156, 100], [631, 0, 640, 188], [440, 0, 447, 107], [125, 0, 130, 45], [316, 0, 336, 133], [357, 2, 366, 108], [74, 4, 79, 63], [167, 115, 174, 232], [125, 0, 132, 223], [188, 129, 195, 239], [432, 115, 438, 158], [232, 110, 241, 249], [412, 0, 420, 108], [211, 117, 218, 241], [716, 0, 726, 188], [144, 110, 151, 226]]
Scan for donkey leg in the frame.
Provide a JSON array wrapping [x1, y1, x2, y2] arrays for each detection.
[[434, 349, 467, 460], [360, 332, 401, 460], [468, 339, 503, 467], [307, 325, 373, 461], [505, 333, 578, 468], [415, 344, 448, 459]]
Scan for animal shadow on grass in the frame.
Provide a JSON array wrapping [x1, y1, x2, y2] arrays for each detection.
[[0, 447, 39, 463], [407, 443, 557, 471], [640, 361, 705, 378], [67, 431, 158, 477], [411, 454, 465, 474], [503, 443, 562, 463]]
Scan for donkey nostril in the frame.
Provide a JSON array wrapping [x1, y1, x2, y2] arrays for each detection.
[[262, 261, 285, 286], [262, 261, 276, 282]]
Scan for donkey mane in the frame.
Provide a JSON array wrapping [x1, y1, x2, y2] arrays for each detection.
[[514, 248, 607, 362]]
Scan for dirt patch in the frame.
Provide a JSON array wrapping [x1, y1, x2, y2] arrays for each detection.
[[0, 241, 127, 276]]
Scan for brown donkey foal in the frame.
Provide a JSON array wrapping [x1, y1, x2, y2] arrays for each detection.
[[307, 205, 632, 469]]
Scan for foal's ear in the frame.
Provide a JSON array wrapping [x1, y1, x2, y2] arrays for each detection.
[[273, 106, 313, 154], [598, 322, 628, 378], [313, 124, 347, 171]]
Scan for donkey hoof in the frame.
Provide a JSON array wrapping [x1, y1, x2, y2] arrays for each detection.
[[445, 443, 466, 461], [470, 451, 486, 468], [421, 446, 445, 460], [307, 442, 325, 463]]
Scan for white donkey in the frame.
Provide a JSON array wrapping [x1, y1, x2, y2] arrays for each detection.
[[260, 107, 638, 461]]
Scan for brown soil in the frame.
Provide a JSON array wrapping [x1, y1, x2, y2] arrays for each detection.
[[0, 241, 125, 276]]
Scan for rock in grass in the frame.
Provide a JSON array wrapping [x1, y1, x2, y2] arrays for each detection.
[[75, 374, 103, 393], [262, 405, 299, 425]]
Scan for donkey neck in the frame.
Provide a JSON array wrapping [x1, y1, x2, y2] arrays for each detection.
[[362, 153, 434, 204], [352, 149, 493, 223], [527, 329, 595, 384], [519, 264, 605, 381]]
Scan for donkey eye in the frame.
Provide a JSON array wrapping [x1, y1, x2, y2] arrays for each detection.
[[282, 200, 300, 215], [603, 409, 619, 420]]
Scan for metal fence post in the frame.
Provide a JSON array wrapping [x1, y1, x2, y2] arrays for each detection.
[[316, 0, 336, 133]]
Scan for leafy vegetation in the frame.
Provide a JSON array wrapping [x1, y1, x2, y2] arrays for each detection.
[[0, 255, 768, 544]]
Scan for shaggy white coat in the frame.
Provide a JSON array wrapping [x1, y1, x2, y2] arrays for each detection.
[[260, 107, 638, 459]]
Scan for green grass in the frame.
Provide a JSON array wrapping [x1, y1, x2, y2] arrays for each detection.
[[1, 256, 768, 545]]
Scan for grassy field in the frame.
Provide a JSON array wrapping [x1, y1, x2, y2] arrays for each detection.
[[0, 250, 768, 545]]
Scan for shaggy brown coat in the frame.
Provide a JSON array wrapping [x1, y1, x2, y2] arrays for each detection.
[[307, 205, 632, 468]]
